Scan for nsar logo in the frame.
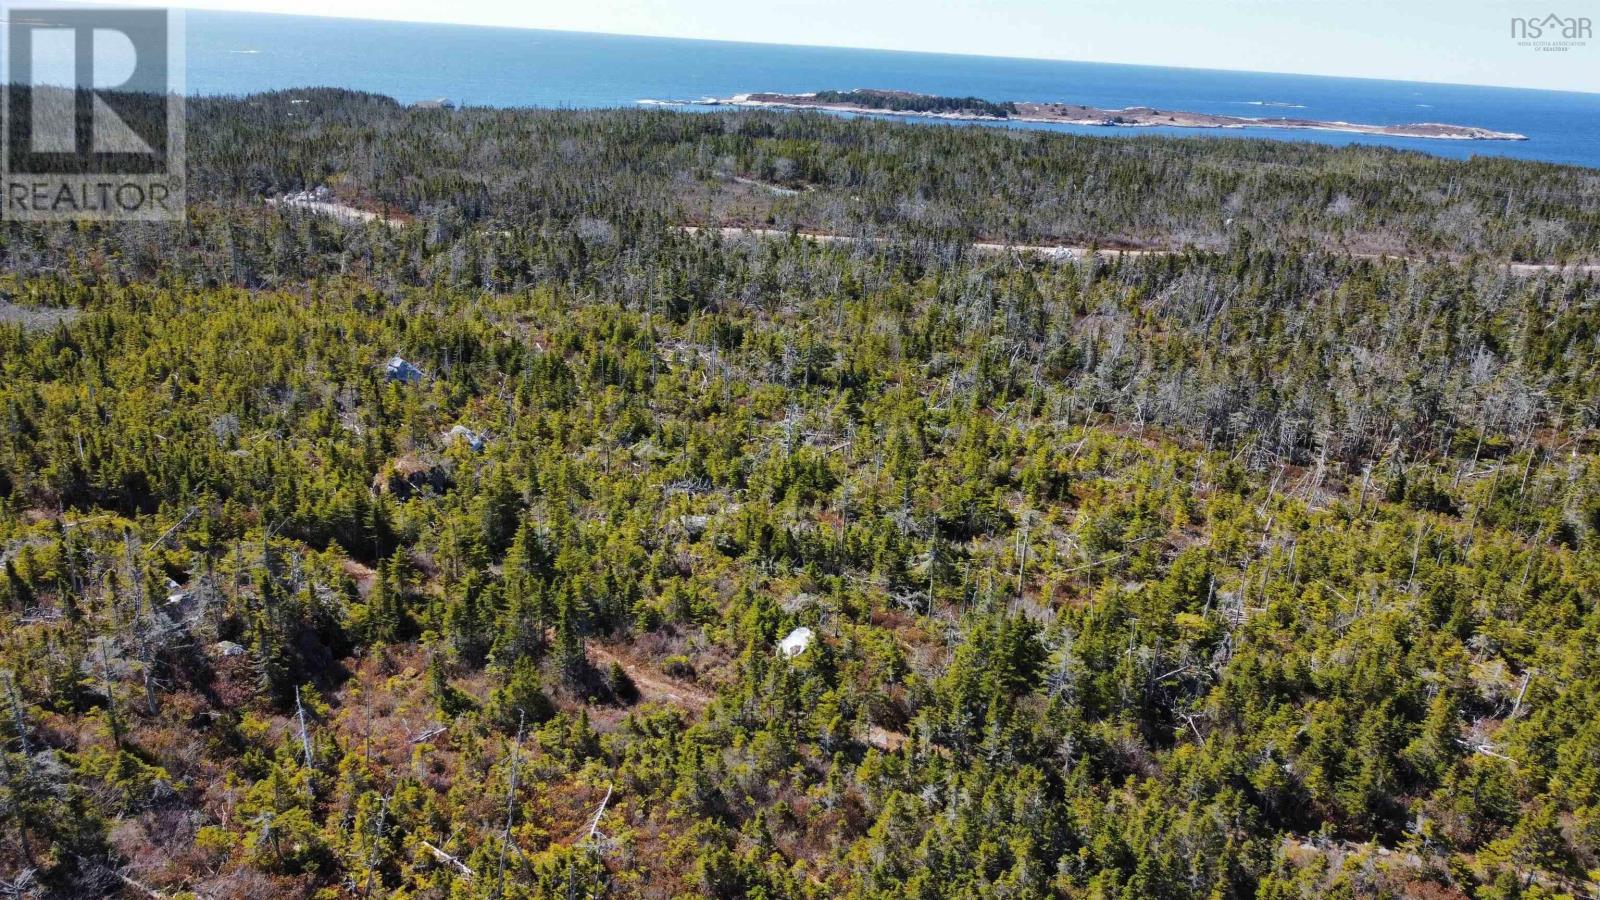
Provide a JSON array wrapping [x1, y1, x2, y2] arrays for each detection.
[[1510, 12, 1592, 52]]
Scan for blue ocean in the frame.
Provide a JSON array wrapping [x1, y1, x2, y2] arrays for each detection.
[[185, 11, 1600, 169]]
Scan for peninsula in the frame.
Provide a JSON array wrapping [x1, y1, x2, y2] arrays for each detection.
[[671, 88, 1529, 141]]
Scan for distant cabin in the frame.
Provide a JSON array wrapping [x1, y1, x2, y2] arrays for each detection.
[[385, 356, 423, 384], [778, 626, 815, 658]]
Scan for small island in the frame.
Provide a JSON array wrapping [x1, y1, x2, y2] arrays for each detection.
[[669, 88, 1528, 141]]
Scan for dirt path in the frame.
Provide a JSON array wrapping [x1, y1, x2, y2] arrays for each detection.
[[589, 645, 711, 712], [267, 196, 393, 225], [867, 725, 909, 752], [683, 225, 1600, 276], [588, 643, 917, 751], [261, 206, 1596, 278], [684, 225, 1158, 260]]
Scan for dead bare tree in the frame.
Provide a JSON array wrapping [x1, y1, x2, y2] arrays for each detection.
[[492, 712, 525, 899]]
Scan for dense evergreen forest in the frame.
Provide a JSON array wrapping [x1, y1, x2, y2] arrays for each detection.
[[804, 90, 1020, 119], [2, 88, 1600, 898]]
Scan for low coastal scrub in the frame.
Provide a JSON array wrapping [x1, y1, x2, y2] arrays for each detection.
[[0, 88, 1598, 897]]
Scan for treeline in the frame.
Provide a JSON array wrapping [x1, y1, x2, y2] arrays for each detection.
[[2, 86, 1597, 267], [178, 89, 1600, 260]]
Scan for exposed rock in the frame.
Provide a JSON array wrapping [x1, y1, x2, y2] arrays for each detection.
[[444, 424, 485, 452], [779, 626, 815, 658], [385, 356, 423, 384], [373, 455, 451, 498]]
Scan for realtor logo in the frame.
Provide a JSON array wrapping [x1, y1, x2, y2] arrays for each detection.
[[2, 3, 184, 221]]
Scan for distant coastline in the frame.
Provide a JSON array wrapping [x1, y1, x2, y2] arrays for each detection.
[[653, 88, 1530, 142]]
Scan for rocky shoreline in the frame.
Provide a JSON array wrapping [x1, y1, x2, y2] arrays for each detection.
[[658, 89, 1529, 141]]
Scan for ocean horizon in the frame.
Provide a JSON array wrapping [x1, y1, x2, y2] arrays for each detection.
[[185, 10, 1600, 169]]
